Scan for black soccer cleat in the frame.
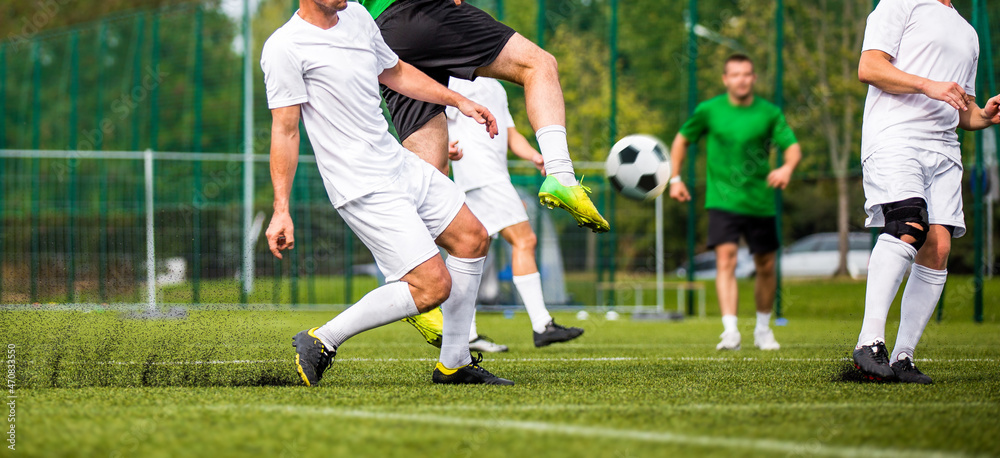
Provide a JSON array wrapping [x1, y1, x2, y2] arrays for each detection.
[[852, 341, 895, 381], [432, 353, 514, 385], [533, 320, 584, 347], [292, 328, 335, 387], [891, 357, 933, 384]]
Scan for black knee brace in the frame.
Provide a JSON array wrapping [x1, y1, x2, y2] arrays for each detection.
[[882, 197, 929, 250]]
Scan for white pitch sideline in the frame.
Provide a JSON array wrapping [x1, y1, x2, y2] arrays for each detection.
[[40, 356, 999, 366], [203, 404, 978, 458]]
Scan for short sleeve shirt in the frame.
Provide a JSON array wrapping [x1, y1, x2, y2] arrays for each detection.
[[445, 77, 516, 192], [261, 4, 405, 207], [860, 0, 979, 162], [679, 95, 797, 217]]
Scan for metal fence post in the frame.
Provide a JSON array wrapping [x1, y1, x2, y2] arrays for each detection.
[[96, 22, 109, 303], [0, 44, 5, 303], [31, 41, 41, 304], [773, 0, 786, 321], [685, 0, 698, 316], [67, 31, 80, 303], [192, 6, 204, 304]]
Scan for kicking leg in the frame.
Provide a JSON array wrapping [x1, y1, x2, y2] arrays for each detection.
[[476, 34, 608, 233]]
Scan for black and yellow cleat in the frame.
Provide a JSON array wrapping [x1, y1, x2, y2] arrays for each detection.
[[292, 328, 335, 387], [401, 307, 444, 348], [432, 353, 514, 385], [538, 175, 610, 233]]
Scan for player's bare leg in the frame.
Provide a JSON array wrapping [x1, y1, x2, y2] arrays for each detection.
[[475, 33, 608, 232], [752, 251, 779, 350], [402, 113, 450, 175], [714, 243, 741, 350]]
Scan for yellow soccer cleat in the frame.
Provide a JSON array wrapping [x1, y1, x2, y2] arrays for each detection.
[[401, 306, 444, 348], [538, 175, 610, 233]]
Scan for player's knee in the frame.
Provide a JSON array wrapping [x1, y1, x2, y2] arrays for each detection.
[[882, 197, 929, 250], [467, 225, 490, 257], [517, 231, 537, 251], [414, 277, 451, 312], [755, 255, 776, 276]]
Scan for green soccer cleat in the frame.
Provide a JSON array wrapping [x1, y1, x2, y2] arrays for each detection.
[[402, 307, 444, 348], [538, 176, 610, 233], [292, 328, 335, 387]]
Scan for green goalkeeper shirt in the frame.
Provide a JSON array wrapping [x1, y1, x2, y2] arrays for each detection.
[[678, 95, 798, 217], [358, 0, 397, 19]]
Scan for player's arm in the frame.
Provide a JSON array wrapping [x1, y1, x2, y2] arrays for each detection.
[[508, 127, 545, 174], [668, 133, 692, 202], [265, 105, 300, 259], [958, 94, 1000, 131], [378, 61, 498, 138], [767, 143, 801, 190], [858, 50, 969, 111]]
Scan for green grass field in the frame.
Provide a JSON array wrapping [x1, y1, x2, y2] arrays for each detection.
[[3, 277, 999, 457]]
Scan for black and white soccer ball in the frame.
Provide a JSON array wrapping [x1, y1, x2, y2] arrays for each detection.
[[605, 134, 671, 201]]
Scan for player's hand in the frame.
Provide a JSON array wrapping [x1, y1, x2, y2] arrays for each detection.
[[266, 211, 295, 259], [448, 140, 463, 161], [532, 153, 546, 176], [457, 98, 498, 138], [923, 80, 968, 111], [453, 0, 463, 4], [767, 165, 794, 190], [984, 94, 1000, 125], [669, 180, 691, 202]]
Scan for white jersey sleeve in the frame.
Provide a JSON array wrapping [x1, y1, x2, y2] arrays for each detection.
[[368, 14, 398, 73], [261, 36, 308, 110], [503, 101, 515, 128], [965, 55, 978, 97], [862, 0, 912, 58]]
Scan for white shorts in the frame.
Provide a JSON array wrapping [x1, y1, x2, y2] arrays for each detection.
[[862, 146, 965, 238], [337, 153, 465, 282], [464, 181, 529, 237]]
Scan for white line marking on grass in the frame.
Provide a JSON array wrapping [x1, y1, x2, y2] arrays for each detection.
[[203, 404, 980, 458], [407, 401, 999, 413], [45, 356, 999, 366]]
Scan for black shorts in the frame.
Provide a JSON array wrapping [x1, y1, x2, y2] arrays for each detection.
[[707, 209, 779, 255], [376, 0, 516, 141]]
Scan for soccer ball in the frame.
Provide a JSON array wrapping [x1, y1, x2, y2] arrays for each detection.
[[605, 134, 671, 201]]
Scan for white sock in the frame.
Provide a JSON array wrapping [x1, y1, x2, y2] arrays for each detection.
[[512, 272, 552, 333], [469, 311, 479, 342], [755, 311, 771, 333], [535, 125, 577, 186], [722, 315, 738, 334], [313, 281, 418, 350], [439, 255, 486, 369], [891, 264, 947, 362], [857, 234, 917, 348]]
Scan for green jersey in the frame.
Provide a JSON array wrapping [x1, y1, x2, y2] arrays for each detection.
[[678, 95, 797, 217], [358, 0, 397, 19]]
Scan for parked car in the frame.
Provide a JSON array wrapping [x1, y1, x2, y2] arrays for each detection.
[[781, 232, 872, 279], [675, 232, 873, 280]]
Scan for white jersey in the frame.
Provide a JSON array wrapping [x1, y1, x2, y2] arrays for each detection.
[[446, 77, 517, 192], [260, 4, 404, 207], [860, 0, 978, 163]]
